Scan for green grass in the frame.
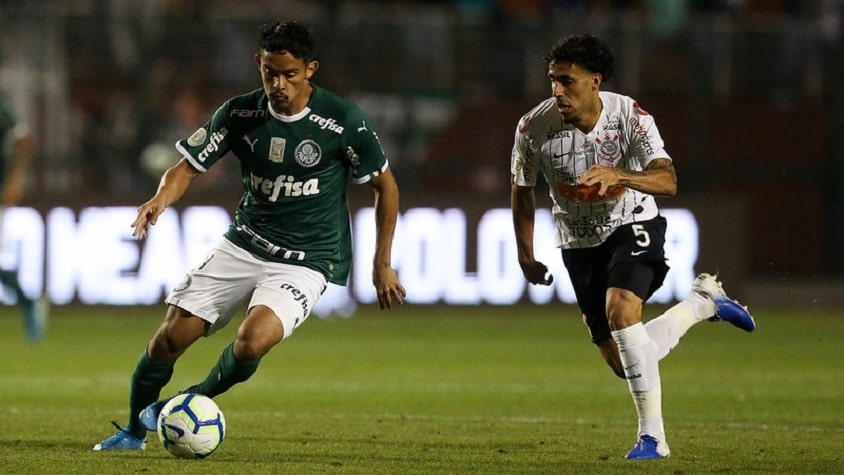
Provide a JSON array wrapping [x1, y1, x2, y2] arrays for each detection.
[[1, 303, 842, 474]]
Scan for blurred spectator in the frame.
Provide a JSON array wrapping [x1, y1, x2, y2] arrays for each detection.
[[0, 94, 48, 342]]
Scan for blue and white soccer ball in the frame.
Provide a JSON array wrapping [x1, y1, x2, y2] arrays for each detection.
[[157, 393, 226, 459]]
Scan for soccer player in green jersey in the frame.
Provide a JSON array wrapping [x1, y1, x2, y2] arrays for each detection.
[[0, 95, 47, 343], [95, 19, 406, 451]]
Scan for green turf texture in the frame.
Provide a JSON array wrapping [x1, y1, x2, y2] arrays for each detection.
[[1, 303, 842, 474]]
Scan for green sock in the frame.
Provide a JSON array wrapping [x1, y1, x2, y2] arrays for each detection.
[[128, 350, 174, 437], [186, 343, 261, 398]]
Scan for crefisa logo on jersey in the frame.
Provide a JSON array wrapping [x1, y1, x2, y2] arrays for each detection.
[[295, 139, 321, 167]]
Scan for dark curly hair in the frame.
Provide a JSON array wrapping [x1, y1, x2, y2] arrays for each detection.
[[257, 19, 315, 62], [543, 34, 614, 82]]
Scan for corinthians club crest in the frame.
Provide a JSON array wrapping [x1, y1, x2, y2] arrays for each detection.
[[595, 133, 621, 164]]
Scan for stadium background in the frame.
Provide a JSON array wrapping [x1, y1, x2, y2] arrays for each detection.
[[1, 0, 843, 308]]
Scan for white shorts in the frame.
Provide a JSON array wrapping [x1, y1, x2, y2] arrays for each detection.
[[165, 237, 327, 339], [0, 206, 7, 252]]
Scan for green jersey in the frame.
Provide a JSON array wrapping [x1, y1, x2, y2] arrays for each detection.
[[0, 98, 20, 187], [175, 85, 389, 285]]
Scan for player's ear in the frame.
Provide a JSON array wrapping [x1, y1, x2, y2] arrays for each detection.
[[593, 73, 602, 89], [306, 60, 319, 79], [255, 53, 262, 69]]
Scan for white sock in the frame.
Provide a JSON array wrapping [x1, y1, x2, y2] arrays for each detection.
[[645, 291, 714, 360], [612, 323, 665, 441]]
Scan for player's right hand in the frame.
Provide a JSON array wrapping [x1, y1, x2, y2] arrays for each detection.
[[520, 260, 553, 286], [131, 199, 165, 240]]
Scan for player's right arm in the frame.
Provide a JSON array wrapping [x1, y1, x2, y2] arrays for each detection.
[[510, 112, 552, 286], [132, 157, 201, 240], [511, 181, 552, 286]]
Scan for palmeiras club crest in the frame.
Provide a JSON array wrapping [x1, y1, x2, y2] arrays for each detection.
[[295, 139, 322, 167]]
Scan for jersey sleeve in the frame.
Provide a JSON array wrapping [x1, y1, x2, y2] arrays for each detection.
[[0, 99, 18, 132], [625, 101, 671, 169], [175, 102, 233, 172], [346, 109, 389, 184], [511, 116, 538, 187]]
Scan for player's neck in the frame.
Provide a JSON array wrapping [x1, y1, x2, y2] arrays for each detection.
[[573, 97, 603, 134]]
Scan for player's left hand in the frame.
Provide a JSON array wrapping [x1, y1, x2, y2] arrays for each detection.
[[576, 164, 619, 197], [373, 266, 406, 310]]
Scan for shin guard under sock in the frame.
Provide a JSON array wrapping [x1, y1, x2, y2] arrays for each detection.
[[128, 350, 175, 437], [186, 343, 261, 398], [612, 323, 665, 441]]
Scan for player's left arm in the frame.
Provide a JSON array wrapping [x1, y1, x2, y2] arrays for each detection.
[[576, 158, 677, 197], [367, 167, 406, 310]]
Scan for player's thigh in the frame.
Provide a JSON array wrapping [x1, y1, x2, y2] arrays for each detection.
[[562, 246, 613, 345], [249, 263, 327, 340]]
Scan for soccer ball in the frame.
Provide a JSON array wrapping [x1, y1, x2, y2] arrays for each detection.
[[157, 393, 226, 459]]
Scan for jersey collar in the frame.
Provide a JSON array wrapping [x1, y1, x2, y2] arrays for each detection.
[[268, 102, 311, 123]]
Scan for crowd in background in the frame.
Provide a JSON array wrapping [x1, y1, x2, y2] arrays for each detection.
[[0, 0, 840, 204]]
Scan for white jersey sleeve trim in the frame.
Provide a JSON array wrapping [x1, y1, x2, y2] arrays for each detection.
[[175, 141, 208, 173], [351, 160, 389, 185]]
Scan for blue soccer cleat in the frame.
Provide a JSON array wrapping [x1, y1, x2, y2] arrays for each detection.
[[93, 421, 146, 451], [625, 434, 670, 459], [692, 273, 756, 332], [139, 398, 172, 432]]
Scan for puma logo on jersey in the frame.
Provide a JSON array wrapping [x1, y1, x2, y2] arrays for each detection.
[[243, 135, 259, 153], [250, 173, 320, 201]]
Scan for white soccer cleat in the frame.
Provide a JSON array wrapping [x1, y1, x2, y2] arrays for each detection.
[[692, 273, 756, 332]]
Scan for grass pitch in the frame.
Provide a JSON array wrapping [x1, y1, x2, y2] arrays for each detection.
[[0, 303, 842, 474]]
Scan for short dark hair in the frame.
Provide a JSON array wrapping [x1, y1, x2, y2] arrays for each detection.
[[257, 19, 315, 61], [543, 34, 614, 82]]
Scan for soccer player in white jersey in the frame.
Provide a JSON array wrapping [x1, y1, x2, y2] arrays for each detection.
[[510, 34, 756, 459], [95, 19, 406, 451]]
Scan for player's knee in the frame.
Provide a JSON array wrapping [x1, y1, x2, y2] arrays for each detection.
[[148, 333, 183, 361], [234, 306, 285, 360], [148, 307, 205, 361], [233, 337, 272, 361], [606, 290, 643, 331]]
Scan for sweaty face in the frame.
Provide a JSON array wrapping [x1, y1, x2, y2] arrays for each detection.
[[256, 50, 317, 115], [548, 62, 601, 131]]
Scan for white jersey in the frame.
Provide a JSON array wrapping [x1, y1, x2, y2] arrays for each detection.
[[511, 91, 671, 249]]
